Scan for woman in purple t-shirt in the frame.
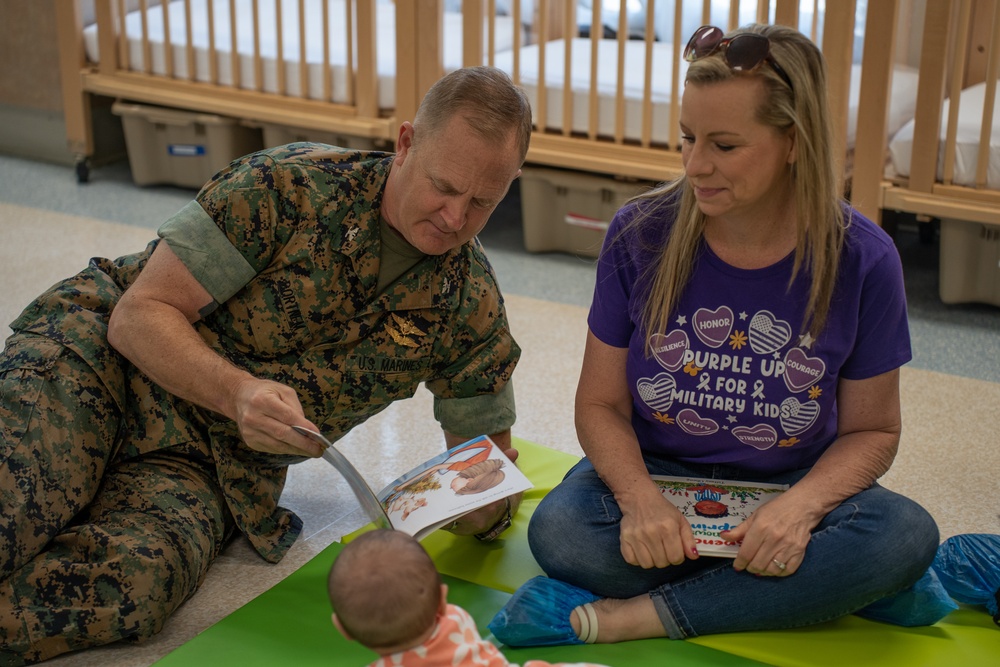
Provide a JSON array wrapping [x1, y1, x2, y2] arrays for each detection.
[[490, 23, 940, 645]]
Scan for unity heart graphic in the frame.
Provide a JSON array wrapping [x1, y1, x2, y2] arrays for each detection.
[[692, 306, 734, 349], [783, 347, 826, 393], [649, 330, 689, 371], [780, 397, 820, 436], [748, 310, 792, 355], [636, 373, 676, 412], [731, 424, 778, 451], [676, 409, 719, 436]]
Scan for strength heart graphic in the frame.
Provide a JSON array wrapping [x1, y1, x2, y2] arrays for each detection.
[[692, 306, 734, 348], [731, 424, 778, 451], [636, 373, 676, 412], [676, 409, 719, 436], [748, 310, 792, 355], [780, 397, 820, 436], [783, 347, 826, 393], [649, 330, 689, 371]]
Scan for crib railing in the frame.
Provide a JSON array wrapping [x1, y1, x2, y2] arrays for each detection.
[[483, 0, 854, 184], [58, 0, 881, 196], [859, 0, 1000, 225]]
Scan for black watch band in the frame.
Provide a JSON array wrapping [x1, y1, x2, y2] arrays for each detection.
[[475, 497, 512, 542]]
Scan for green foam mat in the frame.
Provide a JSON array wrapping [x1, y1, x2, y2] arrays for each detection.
[[156, 438, 999, 666], [153, 539, 763, 666]]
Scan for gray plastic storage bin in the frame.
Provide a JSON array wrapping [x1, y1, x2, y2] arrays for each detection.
[[939, 218, 1000, 307], [113, 101, 263, 188], [520, 167, 652, 257]]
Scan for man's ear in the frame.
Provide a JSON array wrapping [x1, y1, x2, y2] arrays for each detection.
[[396, 121, 415, 159], [332, 613, 353, 641]]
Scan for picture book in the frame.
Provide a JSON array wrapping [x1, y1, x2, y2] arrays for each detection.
[[652, 475, 789, 558], [293, 427, 533, 541]]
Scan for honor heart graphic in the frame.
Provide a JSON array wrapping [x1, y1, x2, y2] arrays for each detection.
[[779, 397, 820, 436], [649, 330, 689, 371], [636, 373, 677, 412], [692, 306, 734, 349], [731, 424, 778, 451], [676, 409, 720, 436], [782, 347, 826, 393]]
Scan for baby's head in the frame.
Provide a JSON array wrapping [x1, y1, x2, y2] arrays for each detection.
[[328, 529, 445, 655]]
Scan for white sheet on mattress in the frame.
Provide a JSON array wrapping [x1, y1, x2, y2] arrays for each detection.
[[82, 0, 519, 110], [889, 80, 1000, 189], [494, 39, 920, 149], [494, 38, 687, 145], [846, 63, 920, 146]]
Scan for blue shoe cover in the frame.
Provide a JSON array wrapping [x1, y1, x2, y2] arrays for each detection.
[[488, 576, 601, 647], [932, 533, 1000, 624], [855, 567, 958, 627]]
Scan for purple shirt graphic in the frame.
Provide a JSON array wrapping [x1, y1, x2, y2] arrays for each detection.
[[589, 198, 911, 475]]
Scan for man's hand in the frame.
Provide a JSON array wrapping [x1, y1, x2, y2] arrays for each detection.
[[445, 493, 521, 536], [231, 377, 324, 457], [442, 439, 520, 536]]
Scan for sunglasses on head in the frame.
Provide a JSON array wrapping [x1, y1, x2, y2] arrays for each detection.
[[683, 25, 794, 93]]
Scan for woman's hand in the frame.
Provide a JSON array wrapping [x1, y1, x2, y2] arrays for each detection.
[[618, 487, 699, 569], [722, 492, 821, 576]]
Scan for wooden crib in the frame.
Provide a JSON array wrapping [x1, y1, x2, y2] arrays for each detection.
[[56, 1, 998, 227]]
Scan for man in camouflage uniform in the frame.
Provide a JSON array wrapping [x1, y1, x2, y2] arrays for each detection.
[[0, 66, 531, 664]]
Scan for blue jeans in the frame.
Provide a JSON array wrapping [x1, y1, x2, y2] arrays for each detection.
[[528, 457, 939, 638]]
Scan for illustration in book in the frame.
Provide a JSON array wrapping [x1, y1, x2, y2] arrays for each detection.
[[652, 475, 789, 557], [293, 426, 532, 541]]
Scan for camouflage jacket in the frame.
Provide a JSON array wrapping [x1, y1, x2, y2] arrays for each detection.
[[10, 144, 520, 562]]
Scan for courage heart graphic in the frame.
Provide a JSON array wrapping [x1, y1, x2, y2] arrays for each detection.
[[779, 397, 820, 436], [676, 409, 719, 436], [783, 348, 826, 393], [649, 330, 689, 371], [636, 373, 676, 412], [731, 424, 777, 451], [692, 306, 734, 348]]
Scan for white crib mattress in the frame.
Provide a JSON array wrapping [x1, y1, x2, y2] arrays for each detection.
[[495, 39, 922, 149], [889, 80, 1000, 190], [82, 0, 519, 110], [493, 38, 688, 145]]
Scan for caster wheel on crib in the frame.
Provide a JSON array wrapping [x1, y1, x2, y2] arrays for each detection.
[[918, 219, 938, 245], [75, 158, 91, 184]]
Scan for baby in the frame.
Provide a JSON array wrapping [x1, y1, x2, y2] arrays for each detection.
[[328, 529, 610, 667]]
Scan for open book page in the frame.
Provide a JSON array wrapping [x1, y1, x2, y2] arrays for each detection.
[[652, 475, 788, 558], [292, 426, 393, 530], [292, 427, 532, 541], [377, 435, 533, 540]]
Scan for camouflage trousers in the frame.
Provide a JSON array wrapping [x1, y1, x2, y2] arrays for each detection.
[[0, 334, 234, 665]]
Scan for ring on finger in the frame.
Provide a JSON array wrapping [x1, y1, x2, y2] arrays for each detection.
[[772, 558, 787, 571]]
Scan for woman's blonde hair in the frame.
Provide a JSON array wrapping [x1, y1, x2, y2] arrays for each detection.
[[625, 23, 845, 342]]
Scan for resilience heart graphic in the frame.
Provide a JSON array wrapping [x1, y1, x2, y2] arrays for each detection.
[[692, 306, 734, 349], [649, 330, 689, 371], [782, 347, 826, 393], [636, 373, 677, 412], [676, 409, 719, 436], [731, 424, 778, 451], [779, 397, 820, 436], [748, 310, 792, 355]]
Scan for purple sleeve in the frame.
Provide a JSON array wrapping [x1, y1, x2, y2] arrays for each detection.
[[587, 212, 640, 349], [838, 235, 912, 380]]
